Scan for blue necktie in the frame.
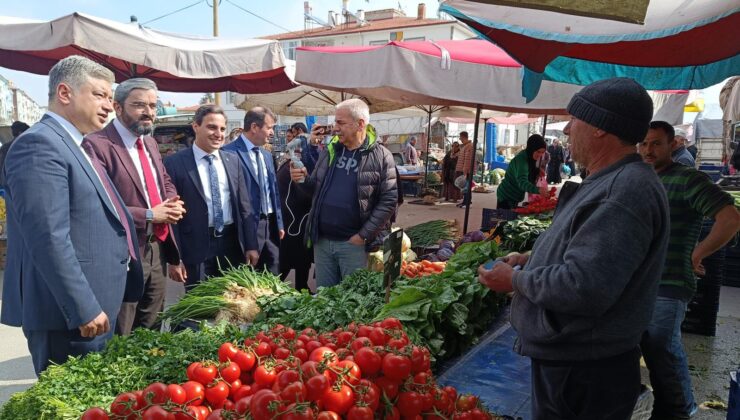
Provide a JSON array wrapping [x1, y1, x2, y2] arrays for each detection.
[[204, 154, 224, 232], [253, 148, 270, 216]]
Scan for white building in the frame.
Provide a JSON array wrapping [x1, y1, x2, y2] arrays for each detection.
[[11, 86, 44, 125], [0, 74, 13, 126]]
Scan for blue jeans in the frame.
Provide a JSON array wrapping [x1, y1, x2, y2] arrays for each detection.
[[641, 296, 697, 419], [313, 237, 368, 289]]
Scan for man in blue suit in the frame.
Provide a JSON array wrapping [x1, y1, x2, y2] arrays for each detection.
[[164, 105, 259, 288], [1, 55, 143, 375], [223, 107, 284, 275]]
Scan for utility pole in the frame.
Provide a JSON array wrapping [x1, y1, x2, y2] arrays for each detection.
[[213, 0, 221, 105]]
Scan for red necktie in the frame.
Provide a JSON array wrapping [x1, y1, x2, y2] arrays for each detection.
[[82, 141, 137, 260], [135, 137, 168, 242]]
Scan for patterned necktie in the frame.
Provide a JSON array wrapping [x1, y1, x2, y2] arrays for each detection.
[[135, 137, 168, 242], [81, 142, 137, 260], [204, 154, 224, 232], [253, 148, 270, 216]]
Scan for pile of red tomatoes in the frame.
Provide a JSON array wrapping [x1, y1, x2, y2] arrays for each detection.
[[81, 319, 497, 420], [514, 188, 558, 215]]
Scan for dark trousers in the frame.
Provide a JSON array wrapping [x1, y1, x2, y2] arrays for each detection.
[[24, 325, 115, 376], [279, 233, 313, 291], [184, 225, 245, 290], [455, 171, 472, 206], [256, 214, 280, 275], [116, 241, 166, 335], [531, 348, 641, 420]]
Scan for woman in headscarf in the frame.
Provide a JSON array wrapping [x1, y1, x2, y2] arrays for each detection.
[[496, 134, 551, 209], [442, 142, 462, 201]]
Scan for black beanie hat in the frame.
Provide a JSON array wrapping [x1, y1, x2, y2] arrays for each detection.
[[566, 78, 653, 145]]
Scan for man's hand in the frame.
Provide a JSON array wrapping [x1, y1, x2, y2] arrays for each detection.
[[79, 311, 110, 338], [279, 229, 285, 240], [691, 249, 706, 276], [152, 195, 186, 224], [348, 234, 365, 246], [290, 166, 308, 183], [500, 252, 530, 268], [477, 262, 514, 293], [246, 250, 260, 266], [168, 263, 187, 283]]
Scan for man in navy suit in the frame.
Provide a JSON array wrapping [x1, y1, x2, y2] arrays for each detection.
[[164, 105, 259, 287], [1, 55, 143, 375], [223, 107, 284, 275]]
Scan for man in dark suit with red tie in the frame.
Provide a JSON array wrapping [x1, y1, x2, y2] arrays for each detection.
[[84, 78, 186, 335]]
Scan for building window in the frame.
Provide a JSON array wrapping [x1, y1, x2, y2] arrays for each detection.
[[405, 36, 425, 42], [280, 40, 299, 60], [369, 40, 387, 46]]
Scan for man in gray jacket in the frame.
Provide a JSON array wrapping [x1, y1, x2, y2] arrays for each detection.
[[290, 99, 397, 288], [479, 78, 669, 420]]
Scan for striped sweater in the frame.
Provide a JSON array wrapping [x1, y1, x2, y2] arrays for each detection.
[[658, 162, 734, 301]]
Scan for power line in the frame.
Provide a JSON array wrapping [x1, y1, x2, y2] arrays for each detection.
[[142, 0, 205, 25], [224, 0, 294, 33]]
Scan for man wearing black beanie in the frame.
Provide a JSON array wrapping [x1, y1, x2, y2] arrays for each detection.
[[479, 78, 670, 419]]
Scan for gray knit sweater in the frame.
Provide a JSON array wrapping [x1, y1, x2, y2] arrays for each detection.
[[510, 154, 669, 361]]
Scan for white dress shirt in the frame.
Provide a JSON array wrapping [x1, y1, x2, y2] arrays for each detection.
[[46, 111, 116, 215], [240, 134, 273, 214], [113, 118, 162, 207], [192, 144, 233, 227]]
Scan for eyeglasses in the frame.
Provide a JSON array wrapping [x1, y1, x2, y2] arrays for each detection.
[[126, 101, 158, 111]]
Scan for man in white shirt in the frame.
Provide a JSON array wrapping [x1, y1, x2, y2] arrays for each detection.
[[164, 105, 258, 288], [84, 78, 185, 335], [223, 107, 285, 275]]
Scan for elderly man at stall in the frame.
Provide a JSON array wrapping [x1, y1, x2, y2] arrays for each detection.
[[404, 137, 418, 165], [639, 120, 740, 419], [290, 98, 397, 288], [478, 78, 669, 420]]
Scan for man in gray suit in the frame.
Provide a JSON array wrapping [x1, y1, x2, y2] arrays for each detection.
[[1, 55, 143, 375]]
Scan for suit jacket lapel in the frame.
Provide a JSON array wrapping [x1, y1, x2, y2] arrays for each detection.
[[221, 150, 240, 198], [184, 148, 207, 203], [106, 123, 148, 203], [234, 139, 259, 183], [45, 117, 119, 221]]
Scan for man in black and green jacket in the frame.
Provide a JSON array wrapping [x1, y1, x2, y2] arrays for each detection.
[[639, 120, 740, 419], [290, 99, 397, 289]]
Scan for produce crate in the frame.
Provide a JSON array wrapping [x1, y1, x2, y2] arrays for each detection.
[[481, 208, 517, 232]]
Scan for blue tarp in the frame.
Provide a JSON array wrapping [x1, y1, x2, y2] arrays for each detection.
[[437, 307, 531, 419]]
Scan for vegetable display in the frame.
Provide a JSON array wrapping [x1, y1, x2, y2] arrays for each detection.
[[501, 217, 552, 252], [400, 260, 446, 278], [160, 266, 295, 327], [0, 325, 242, 420], [405, 220, 458, 248], [513, 187, 558, 215], [79, 322, 502, 420], [254, 270, 386, 333], [377, 240, 507, 359]]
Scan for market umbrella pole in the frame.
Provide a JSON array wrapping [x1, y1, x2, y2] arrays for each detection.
[[541, 114, 548, 135], [462, 104, 482, 234], [423, 108, 432, 190]]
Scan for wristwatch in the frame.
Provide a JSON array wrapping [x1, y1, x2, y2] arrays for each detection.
[[145, 209, 154, 222]]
